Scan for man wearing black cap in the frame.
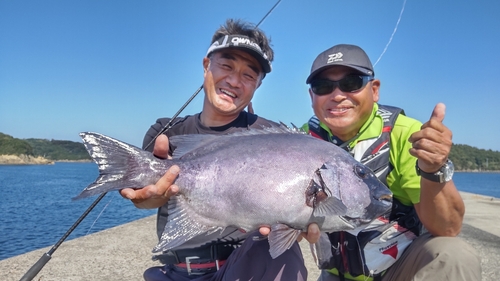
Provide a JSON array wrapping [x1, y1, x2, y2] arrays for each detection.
[[120, 19, 310, 281], [303, 44, 481, 280]]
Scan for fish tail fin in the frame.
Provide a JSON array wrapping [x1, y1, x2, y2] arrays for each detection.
[[73, 132, 161, 200]]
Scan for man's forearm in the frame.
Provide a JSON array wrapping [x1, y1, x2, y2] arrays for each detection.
[[416, 179, 465, 236]]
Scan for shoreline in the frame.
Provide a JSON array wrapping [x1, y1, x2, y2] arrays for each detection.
[[0, 156, 499, 172], [0, 154, 54, 165], [456, 170, 500, 173], [0, 154, 91, 165], [54, 159, 92, 163]]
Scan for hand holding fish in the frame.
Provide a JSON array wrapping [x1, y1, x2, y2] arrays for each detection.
[[119, 134, 180, 209], [258, 223, 320, 243], [300, 223, 320, 243], [408, 103, 452, 172]]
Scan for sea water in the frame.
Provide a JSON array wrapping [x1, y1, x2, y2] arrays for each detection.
[[0, 162, 156, 260]]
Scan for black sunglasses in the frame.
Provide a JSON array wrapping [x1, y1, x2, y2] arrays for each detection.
[[310, 75, 374, 96]]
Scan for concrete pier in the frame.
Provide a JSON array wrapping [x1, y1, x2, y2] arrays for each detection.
[[1, 191, 499, 280]]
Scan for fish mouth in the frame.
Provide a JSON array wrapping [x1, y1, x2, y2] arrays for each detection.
[[376, 193, 393, 212], [337, 193, 393, 229], [338, 216, 357, 229], [380, 194, 393, 205], [340, 215, 381, 228]]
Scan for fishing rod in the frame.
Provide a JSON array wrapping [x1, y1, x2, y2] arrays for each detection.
[[19, 1, 282, 280]]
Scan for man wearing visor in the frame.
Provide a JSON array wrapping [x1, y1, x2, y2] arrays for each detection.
[[120, 19, 311, 281], [303, 44, 481, 280]]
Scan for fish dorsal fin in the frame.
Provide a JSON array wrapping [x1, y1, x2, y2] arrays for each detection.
[[267, 223, 302, 259], [215, 123, 305, 137], [169, 134, 219, 159], [169, 123, 306, 159]]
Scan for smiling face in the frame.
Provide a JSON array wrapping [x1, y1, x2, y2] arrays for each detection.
[[309, 66, 380, 141], [201, 49, 263, 126]]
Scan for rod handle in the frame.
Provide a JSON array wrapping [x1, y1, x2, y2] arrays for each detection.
[[19, 253, 51, 281]]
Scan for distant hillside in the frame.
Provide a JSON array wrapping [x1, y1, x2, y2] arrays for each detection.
[[25, 138, 90, 161], [0, 132, 90, 162], [0, 132, 34, 155], [449, 144, 500, 171]]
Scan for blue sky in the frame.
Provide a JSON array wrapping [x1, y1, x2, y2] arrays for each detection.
[[1, 0, 499, 151]]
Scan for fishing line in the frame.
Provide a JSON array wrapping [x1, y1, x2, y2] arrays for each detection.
[[19, 1, 283, 280], [373, 0, 407, 67], [86, 198, 113, 235]]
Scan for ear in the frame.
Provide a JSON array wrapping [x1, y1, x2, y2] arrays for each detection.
[[371, 79, 380, 102], [255, 79, 262, 89], [308, 88, 315, 102], [203, 57, 210, 75]]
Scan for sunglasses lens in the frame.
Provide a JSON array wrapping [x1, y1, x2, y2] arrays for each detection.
[[310, 75, 372, 95], [339, 75, 364, 92], [311, 80, 334, 96]]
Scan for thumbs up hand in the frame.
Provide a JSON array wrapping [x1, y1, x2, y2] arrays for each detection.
[[408, 103, 453, 173]]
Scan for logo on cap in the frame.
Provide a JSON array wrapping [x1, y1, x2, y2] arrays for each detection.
[[230, 37, 266, 57], [328, 52, 344, 63], [206, 34, 272, 73]]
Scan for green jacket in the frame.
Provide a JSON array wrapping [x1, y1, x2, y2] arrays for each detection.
[[302, 103, 422, 206]]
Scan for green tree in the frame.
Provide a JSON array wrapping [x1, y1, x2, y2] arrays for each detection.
[[0, 132, 90, 161], [450, 144, 500, 171], [25, 138, 90, 160], [0, 133, 34, 155]]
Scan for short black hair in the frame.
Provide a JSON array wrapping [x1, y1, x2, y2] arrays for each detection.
[[210, 18, 274, 63]]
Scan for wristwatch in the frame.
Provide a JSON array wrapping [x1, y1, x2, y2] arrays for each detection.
[[415, 159, 455, 183]]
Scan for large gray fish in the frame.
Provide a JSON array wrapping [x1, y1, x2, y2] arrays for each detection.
[[76, 126, 392, 258]]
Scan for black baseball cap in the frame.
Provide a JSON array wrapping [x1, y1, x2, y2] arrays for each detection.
[[206, 34, 272, 74], [306, 44, 374, 84]]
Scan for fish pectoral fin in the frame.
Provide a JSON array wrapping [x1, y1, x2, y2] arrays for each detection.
[[312, 233, 336, 269], [267, 224, 302, 259], [313, 196, 347, 217], [309, 242, 319, 267], [152, 196, 219, 253]]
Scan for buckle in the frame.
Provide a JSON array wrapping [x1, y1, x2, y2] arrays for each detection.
[[185, 256, 202, 276]]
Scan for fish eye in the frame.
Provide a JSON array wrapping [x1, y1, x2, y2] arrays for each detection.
[[354, 164, 369, 179]]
